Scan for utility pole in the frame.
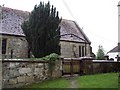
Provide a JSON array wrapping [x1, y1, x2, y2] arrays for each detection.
[[118, 1, 120, 58], [0, 4, 2, 90]]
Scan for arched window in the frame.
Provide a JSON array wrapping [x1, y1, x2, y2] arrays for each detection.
[[82, 46, 85, 57], [2, 38, 7, 54], [79, 46, 81, 57]]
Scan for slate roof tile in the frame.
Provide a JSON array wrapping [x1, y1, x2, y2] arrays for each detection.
[[108, 43, 120, 53], [1, 7, 91, 43]]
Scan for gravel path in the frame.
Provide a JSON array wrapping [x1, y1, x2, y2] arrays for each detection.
[[64, 75, 79, 88], [69, 77, 78, 88]]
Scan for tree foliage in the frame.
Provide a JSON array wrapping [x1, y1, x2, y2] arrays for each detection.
[[96, 45, 105, 60], [22, 1, 61, 58]]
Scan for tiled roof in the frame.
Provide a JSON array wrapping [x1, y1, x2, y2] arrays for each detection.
[[0, 7, 29, 36], [108, 43, 120, 53], [1, 7, 91, 43], [60, 19, 91, 43]]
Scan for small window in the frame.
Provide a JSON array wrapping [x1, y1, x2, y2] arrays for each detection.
[[79, 46, 85, 57], [2, 38, 7, 54], [28, 47, 31, 58], [79, 46, 81, 57], [82, 46, 85, 57]]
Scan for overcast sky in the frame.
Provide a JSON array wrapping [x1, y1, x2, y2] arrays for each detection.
[[0, 0, 119, 54]]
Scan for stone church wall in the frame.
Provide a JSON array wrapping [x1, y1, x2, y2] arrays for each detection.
[[60, 41, 91, 58], [1, 35, 29, 58]]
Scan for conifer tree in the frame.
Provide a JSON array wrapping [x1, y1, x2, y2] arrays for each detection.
[[96, 45, 105, 60], [22, 1, 61, 58]]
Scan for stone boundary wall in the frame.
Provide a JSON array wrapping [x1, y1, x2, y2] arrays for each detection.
[[92, 60, 120, 74], [2, 59, 62, 88], [0, 60, 2, 90]]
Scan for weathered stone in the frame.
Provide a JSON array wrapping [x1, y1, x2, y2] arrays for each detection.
[[36, 63, 43, 68], [17, 76, 25, 83], [9, 69, 20, 78], [27, 73, 33, 76], [8, 78, 17, 85], [34, 68, 43, 75], [15, 63, 20, 66], [25, 76, 34, 83], [19, 68, 31, 74], [2, 68, 10, 79], [2, 60, 62, 88], [0, 59, 2, 90], [9, 63, 16, 68], [2, 79, 9, 87], [35, 68, 41, 72]]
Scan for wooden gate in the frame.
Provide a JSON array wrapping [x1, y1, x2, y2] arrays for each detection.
[[62, 58, 83, 75]]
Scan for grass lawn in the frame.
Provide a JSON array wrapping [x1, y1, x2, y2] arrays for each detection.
[[24, 78, 69, 88], [22, 73, 119, 89], [78, 73, 119, 88]]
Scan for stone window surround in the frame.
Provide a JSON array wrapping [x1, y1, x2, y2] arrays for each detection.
[[1, 38, 8, 55], [79, 45, 85, 57]]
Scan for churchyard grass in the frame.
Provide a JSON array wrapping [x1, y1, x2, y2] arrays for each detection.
[[23, 73, 119, 89], [23, 78, 69, 88], [78, 73, 119, 88]]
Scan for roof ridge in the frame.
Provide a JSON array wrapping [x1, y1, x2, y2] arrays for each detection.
[[2, 7, 30, 19], [62, 19, 75, 22], [73, 21, 91, 44], [2, 7, 30, 13]]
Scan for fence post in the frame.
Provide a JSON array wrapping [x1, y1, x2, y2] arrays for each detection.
[[61, 58, 64, 76], [70, 58, 73, 76], [79, 60, 83, 75]]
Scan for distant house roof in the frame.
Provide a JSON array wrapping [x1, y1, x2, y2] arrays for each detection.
[[108, 43, 120, 53], [1, 7, 91, 44]]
